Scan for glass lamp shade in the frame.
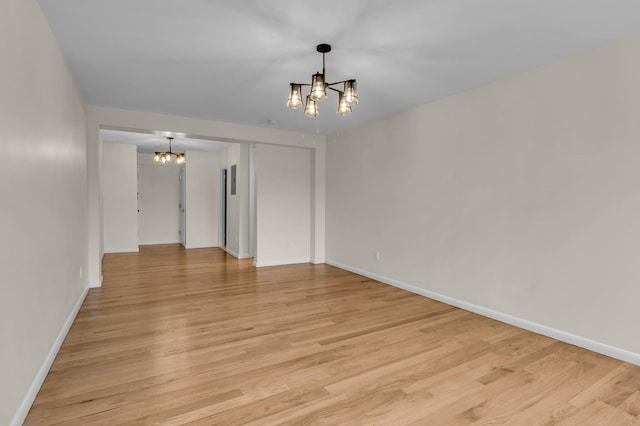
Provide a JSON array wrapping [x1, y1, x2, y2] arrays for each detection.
[[287, 83, 303, 109], [337, 92, 352, 116], [164, 152, 172, 163], [344, 80, 358, 105], [304, 95, 319, 117], [154, 152, 162, 163], [176, 153, 186, 165], [310, 73, 327, 101]]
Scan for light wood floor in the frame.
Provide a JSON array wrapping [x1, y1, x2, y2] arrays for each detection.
[[26, 244, 640, 425]]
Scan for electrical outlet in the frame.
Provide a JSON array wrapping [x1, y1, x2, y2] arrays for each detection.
[[374, 250, 380, 261], [79, 266, 83, 278]]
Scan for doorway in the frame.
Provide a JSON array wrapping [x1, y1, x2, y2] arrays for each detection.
[[220, 168, 227, 248]]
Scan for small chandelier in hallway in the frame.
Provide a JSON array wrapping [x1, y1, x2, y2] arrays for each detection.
[[154, 136, 186, 165], [287, 43, 358, 117]]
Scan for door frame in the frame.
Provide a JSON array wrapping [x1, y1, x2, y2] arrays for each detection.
[[219, 167, 227, 248], [179, 167, 186, 247]]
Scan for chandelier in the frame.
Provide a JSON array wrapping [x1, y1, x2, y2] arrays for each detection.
[[287, 44, 358, 117], [153, 136, 186, 164]]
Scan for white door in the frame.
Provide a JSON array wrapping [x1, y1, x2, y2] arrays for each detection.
[[179, 167, 186, 247]]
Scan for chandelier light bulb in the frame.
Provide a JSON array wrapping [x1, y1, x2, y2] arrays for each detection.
[[287, 84, 303, 109], [304, 95, 319, 117], [337, 92, 352, 116], [344, 80, 358, 105], [310, 73, 327, 101]]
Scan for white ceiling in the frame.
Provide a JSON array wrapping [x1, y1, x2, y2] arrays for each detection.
[[39, 0, 640, 135], [100, 129, 232, 154]]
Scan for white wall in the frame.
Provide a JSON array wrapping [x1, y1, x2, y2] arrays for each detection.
[[0, 0, 88, 424], [102, 143, 138, 253], [326, 35, 640, 360], [137, 154, 181, 245], [221, 144, 250, 258], [255, 144, 311, 266], [185, 150, 220, 248]]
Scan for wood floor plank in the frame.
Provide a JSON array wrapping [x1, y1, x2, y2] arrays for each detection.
[[24, 244, 640, 425]]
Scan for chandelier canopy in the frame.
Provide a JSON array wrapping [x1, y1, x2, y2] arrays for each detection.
[[153, 136, 185, 165], [287, 44, 358, 117]]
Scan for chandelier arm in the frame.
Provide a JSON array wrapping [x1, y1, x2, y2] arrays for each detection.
[[327, 86, 343, 93], [326, 80, 354, 86]]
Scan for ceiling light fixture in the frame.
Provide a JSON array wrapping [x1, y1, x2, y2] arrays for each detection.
[[287, 44, 358, 117], [154, 136, 186, 165]]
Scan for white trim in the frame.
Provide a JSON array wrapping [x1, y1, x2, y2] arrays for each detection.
[[138, 240, 180, 246], [254, 258, 310, 268], [103, 247, 139, 254], [226, 248, 252, 259], [10, 287, 89, 426], [89, 275, 103, 288], [185, 244, 219, 250], [325, 259, 640, 367], [249, 144, 256, 258]]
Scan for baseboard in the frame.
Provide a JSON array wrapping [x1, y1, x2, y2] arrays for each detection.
[[225, 248, 252, 259], [10, 286, 89, 426], [103, 247, 139, 254], [138, 240, 180, 246], [325, 259, 640, 367], [89, 275, 103, 288], [254, 258, 310, 268], [185, 244, 219, 249]]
